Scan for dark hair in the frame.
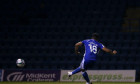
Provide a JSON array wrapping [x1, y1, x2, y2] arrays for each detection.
[[92, 33, 100, 40]]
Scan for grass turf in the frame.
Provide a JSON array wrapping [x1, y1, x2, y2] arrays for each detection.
[[0, 82, 140, 84]]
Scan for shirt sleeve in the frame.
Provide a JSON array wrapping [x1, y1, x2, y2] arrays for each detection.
[[82, 40, 86, 44], [98, 43, 105, 49]]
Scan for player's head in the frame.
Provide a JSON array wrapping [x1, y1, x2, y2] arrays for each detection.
[[92, 33, 100, 40]]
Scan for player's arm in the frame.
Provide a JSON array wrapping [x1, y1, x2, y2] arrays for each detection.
[[75, 42, 83, 55], [102, 47, 117, 55]]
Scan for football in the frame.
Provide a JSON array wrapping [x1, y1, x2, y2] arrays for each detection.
[[16, 59, 25, 67]]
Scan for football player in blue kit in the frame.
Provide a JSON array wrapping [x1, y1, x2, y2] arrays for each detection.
[[68, 33, 117, 84]]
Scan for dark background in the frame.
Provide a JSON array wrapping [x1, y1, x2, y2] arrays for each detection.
[[0, 0, 140, 81]]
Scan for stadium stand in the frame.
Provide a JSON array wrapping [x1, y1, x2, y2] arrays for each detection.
[[0, 0, 140, 81]]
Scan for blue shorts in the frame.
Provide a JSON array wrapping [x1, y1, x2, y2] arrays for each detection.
[[79, 58, 95, 70]]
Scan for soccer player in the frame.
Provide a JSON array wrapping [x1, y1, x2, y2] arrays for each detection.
[[68, 33, 117, 84]]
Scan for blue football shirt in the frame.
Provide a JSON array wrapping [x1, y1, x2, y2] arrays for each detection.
[[82, 39, 104, 61]]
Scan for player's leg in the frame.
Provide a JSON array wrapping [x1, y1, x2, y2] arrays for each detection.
[[68, 67, 81, 77], [68, 58, 85, 77], [68, 59, 92, 84], [81, 61, 92, 84], [82, 70, 92, 84]]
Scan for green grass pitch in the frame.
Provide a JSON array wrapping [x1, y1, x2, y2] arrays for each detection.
[[0, 82, 140, 84]]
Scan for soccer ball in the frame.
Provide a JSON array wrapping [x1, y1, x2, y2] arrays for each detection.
[[16, 59, 25, 67]]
